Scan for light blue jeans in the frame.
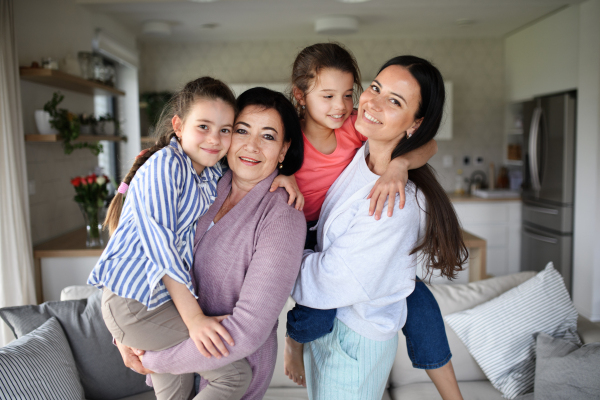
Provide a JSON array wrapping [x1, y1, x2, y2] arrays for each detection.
[[304, 319, 398, 400]]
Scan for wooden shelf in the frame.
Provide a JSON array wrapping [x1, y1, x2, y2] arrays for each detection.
[[25, 134, 124, 142], [20, 68, 125, 97], [140, 136, 155, 144]]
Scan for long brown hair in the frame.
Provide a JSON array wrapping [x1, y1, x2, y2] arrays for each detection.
[[290, 42, 362, 119], [104, 76, 236, 235], [378, 56, 468, 280]]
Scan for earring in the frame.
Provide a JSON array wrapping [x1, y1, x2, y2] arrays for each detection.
[[301, 105, 305, 110], [278, 162, 283, 169], [407, 132, 413, 139]]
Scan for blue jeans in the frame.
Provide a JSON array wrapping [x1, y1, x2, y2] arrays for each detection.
[[288, 221, 451, 369]]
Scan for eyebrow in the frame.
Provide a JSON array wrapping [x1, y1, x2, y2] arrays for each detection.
[[235, 121, 279, 134], [320, 88, 354, 92], [373, 79, 407, 104]]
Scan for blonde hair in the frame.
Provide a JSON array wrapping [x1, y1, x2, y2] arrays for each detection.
[[104, 77, 236, 235]]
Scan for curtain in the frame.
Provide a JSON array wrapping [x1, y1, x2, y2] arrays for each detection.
[[0, 0, 37, 346]]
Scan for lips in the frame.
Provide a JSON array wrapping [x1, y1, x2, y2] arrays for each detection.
[[329, 114, 344, 119], [239, 156, 261, 166], [201, 148, 221, 155], [363, 110, 382, 124]]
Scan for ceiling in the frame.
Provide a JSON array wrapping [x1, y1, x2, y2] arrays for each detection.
[[78, 0, 583, 43]]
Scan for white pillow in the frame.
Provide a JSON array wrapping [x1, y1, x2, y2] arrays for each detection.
[[444, 263, 579, 399]]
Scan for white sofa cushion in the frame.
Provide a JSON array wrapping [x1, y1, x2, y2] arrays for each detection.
[[444, 263, 579, 399], [390, 271, 536, 387], [390, 381, 505, 400]]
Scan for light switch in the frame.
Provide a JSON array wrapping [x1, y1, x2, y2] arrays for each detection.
[[442, 155, 453, 168]]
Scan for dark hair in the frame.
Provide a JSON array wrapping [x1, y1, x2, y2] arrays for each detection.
[[235, 87, 304, 176], [378, 56, 468, 280], [104, 76, 236, 235], [290, 42, 362, 118]]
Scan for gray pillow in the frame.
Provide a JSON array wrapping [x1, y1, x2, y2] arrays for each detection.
[[534, 332, 600, 400], [0, 290, 150, 400], [0, 317, 84, 400]]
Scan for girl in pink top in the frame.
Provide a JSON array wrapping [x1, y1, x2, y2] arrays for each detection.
[[281, 43, 464, 400]]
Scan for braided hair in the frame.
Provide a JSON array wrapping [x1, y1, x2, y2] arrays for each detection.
[[104, 77, 236, 235]]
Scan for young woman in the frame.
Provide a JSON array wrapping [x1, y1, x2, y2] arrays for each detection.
[[291, 56, 468, 400], [281, 43, 464, 400]]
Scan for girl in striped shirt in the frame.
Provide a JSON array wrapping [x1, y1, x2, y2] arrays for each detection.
[[88, 77, 253, 400]]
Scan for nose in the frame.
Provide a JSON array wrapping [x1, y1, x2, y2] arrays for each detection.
[[366, 93, 383, 112], [333, 95, 347, 112], [205, 129, 221, 145], [244, 134, 260, 153]]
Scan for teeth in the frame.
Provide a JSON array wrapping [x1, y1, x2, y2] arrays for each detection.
[[330, 114, 343, 118], [364, 111, 382, 124], [240, 157, 259, 163]]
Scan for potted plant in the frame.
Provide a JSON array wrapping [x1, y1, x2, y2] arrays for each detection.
[[70, 173, 110, 247], [43, 92, 102, 155], [98, 114, 116, 135], [79, 114, 97, 135]]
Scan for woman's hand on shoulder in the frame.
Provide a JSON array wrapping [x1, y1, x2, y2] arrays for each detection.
[[188, 314, 235, 359], [115, 340, 154, 375], [368, 158, 409, 220], [270, 174, 305, 211]]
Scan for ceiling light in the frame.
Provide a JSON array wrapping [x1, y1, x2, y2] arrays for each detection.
[[142, 21, 172, 36], [315, 16, 359, 35]]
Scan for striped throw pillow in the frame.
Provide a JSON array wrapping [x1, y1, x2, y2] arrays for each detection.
[[444, 263, 579, 399], [0, 317, 84, 400]]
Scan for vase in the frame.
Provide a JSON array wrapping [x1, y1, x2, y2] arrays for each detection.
[[78, 204, 106, 248]]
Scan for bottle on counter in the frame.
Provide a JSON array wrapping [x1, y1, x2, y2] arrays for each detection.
[[454, 169, 465, 195]]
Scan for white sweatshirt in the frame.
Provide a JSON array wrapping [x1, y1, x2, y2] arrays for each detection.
[[291, 143, 426, 341]]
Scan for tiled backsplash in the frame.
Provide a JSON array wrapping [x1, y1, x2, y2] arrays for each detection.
[[140, 37, 505, 191]]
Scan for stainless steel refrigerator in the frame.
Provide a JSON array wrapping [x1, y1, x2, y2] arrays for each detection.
[[521, 91, 576, 293]]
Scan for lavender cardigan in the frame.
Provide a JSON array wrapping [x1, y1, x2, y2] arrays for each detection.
[[142, 169, 306, 399]]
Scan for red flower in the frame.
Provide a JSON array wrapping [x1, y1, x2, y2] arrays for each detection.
[[70, 177, 82, 187], [86, 174, 97, 184]]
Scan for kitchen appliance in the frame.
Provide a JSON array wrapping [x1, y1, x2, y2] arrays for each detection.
[[521, 91, 576, 293]]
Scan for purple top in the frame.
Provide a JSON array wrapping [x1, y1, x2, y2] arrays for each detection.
[[142, 169, 306, 399]]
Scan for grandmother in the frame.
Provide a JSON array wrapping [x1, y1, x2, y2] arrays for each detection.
[[117, 87, 306, 399]]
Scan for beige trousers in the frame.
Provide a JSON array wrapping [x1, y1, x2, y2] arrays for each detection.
[[101, 288, 252, 400]]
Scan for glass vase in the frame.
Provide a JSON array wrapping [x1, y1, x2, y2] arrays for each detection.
[[78, 204, 106, 248]]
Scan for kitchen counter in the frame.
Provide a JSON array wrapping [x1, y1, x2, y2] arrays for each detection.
[[448, 193, 521, 203]]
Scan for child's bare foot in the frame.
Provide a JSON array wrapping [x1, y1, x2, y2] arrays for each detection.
[[284, 336, 306, 387]]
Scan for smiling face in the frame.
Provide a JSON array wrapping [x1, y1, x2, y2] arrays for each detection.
[[173, 98, 234, 174], [355, 65, 423, 146], [295, 68, 355, 131], [228, 105, 290, 187]]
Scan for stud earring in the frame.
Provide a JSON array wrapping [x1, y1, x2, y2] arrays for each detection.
[[407, 132, 413, 138], [301, 105, 305, 110], [278, 162, 283, 169]]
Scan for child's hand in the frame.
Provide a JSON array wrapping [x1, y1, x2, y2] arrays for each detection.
[[270, 174, 305, 211], [188, 314, 234, 359], [368, 159, 409, 220]]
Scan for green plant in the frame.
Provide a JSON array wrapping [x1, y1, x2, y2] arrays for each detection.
[[43, 92, 103, 155], [140, 91, 173, 128]]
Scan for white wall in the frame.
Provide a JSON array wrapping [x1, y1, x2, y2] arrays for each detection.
[[140, 37, 506, 191], [505, 6, 579, 102], [505, 1, 600, 321], [14, 0, 138, 244], [573, 0, 600, 321]]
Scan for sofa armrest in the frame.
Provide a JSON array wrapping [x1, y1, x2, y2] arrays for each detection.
[[60, 285, 99, 301], [578, 315, 600, 344]]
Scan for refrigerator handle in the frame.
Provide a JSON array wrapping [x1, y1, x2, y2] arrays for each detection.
[[523, 230, 558, 244], [527, 205, 559, 215], [529, 106, 543, 192]]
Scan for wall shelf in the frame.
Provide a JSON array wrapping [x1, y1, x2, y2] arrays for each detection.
[[140, 137, 155, 144], [20, 68, 125, 97], [25, 134, 124, 142]]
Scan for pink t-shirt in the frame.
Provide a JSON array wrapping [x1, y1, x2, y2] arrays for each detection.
[[296, 111, 367, 221]]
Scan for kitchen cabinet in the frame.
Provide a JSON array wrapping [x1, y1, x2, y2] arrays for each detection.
[[452, 198, 522, 277]]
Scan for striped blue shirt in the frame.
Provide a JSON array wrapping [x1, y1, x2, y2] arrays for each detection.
[[88, 137, 222, 310]]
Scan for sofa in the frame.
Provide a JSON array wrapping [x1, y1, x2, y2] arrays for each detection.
[[2, 271, 599, 400]]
